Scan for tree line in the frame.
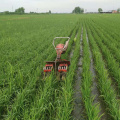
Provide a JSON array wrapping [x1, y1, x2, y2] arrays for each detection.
[[1, 7, 51, 15], [98, 8, 120, 13], [2, 7, 25, 15], [1, 6, 120, 15], [72, 7, 84, 14]]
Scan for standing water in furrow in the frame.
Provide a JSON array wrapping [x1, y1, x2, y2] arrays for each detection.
[[72, 27, 85, 120], [51, 24, 81, 120], [86, 23, 120, 120], [86, 29, 107, 120], [80, 25, 100, 120]]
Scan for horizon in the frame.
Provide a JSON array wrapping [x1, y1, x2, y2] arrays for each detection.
[[0, 0, 120, 13]]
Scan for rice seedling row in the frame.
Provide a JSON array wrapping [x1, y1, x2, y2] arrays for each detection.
[[81, 24, 102, 120], [86, 22, 120, 120], [0, 15, 79, 119], [1, 28, 76, 119], [1, 14, 120, 120], [90, 16, 120, 38], [5, 22, 79, 120], [88, 22, 120, 94], [72, 26, 84, 120]]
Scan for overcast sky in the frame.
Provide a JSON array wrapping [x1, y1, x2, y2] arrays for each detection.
[[0, 0, 120, 13]]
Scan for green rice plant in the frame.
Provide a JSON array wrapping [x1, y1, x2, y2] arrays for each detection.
[[90, 15, 120, 40], [89, 24, 120, 93], [55, 25, 82, 120], [21, 24, 79, 120], [0, 39, 55, 118], [90, 21, 120, 63], [7, 72, 57, 120], [5, 23, 79, 120], [0, 15, 79, 119], [1, 14, 120, 119], [86, 24, 120, 120], [81, 25, 101, 120]]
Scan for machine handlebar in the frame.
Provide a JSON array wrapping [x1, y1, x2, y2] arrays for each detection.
[[53, 37, 70, 49]]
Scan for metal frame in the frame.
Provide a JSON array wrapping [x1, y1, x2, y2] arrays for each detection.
[[53, 37, 70, 49], [53, 37, 70, 73]]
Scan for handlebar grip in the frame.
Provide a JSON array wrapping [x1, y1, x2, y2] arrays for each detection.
[[53, 37, 70, 48]]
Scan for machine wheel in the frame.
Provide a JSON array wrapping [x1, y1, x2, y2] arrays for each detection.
[[61, 72, 66, 80], [56, 72, 61, 80], [62, 75, 66, 80], [56, 72, 66, 80], [62, 74, 66, 80], [43, 72, 51, 80]]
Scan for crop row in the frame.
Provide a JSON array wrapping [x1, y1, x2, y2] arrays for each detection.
[[0, 32, 68, 119], [89, 22, 120, 93], [21, 24, 80, 120], [4, 22, 79, 119], [55, 24, 82, 120], [1, 14, 120, 120], [81, 25, 101, 120], [86, 21, 120, 119], [90, 15, 120, 38], [0, 15, 79, 119]]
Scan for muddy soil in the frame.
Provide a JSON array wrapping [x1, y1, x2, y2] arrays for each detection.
[[72, 28, 86, 120], [86, 33, 110, 120]]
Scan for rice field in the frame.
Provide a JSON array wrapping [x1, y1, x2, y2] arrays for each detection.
[[0, 14, 120, 120]]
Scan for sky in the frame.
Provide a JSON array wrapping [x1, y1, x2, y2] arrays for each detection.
[[0, 0, 120, 13]]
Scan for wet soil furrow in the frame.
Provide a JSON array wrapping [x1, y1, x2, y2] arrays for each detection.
[[90, 22, 120, 97], [86, 33, 108, 120], [73, 27, 85, 120]]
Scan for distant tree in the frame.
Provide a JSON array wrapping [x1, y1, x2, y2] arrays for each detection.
[[4, 11, 9, 14], [49, 10, 51, 14], [81, 8, 84, 13], [30, 11, 35, 14], [117, 8, 120, 13], [72, 7, 84, 14], [98, 8, 103, 13], [15, 7, 25, 14]]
